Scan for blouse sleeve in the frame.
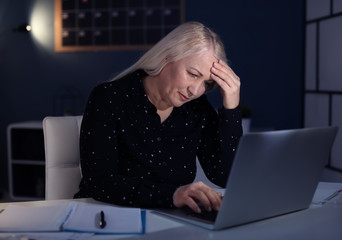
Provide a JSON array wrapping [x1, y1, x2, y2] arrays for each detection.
[[75, 84, 178, 208], [196, 99, 243, 187]]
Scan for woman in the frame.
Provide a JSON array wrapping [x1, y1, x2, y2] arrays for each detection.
[[74, 21, 242, 214]]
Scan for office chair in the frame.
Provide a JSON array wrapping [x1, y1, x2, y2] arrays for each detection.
[[43, 115, 82, 200], [42, 115, 220, 200]]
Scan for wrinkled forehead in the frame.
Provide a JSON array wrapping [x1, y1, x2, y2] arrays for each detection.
[[190, 50, 218, 67], [184, 51, 218, 78]]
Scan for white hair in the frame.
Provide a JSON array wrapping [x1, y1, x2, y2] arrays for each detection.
[[112, 21, 227, 81]]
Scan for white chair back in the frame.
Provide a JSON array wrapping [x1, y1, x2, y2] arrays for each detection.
[[43, 116, 82, 200]]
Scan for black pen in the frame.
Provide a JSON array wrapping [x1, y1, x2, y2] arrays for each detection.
[[324, 189, 342, 203], [99, 210, 107, 228]]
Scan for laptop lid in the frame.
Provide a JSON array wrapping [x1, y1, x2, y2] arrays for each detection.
[[154, 126, 338, 230]]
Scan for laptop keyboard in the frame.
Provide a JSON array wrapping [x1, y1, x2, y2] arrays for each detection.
[[183, 207, 218, 223]]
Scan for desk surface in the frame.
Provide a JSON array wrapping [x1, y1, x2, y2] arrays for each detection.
[[0, 182, 342, 240]]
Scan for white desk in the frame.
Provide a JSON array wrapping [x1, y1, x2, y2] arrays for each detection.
[[1, 182, 342, 240]]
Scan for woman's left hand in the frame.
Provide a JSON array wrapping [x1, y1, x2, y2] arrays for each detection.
[[173, 181, 222, 213], [210, 60, 241, 109]]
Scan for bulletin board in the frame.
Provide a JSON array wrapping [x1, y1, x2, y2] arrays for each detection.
[[54, 0, 185, 52]]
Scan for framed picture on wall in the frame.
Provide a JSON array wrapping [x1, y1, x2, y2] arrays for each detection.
[[54, 0, 185, 52]]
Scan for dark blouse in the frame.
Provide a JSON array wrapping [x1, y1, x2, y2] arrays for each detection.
[[74, 70, 243, 208]]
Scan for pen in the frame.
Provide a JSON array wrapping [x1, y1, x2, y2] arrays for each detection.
[[99, 210, 106, 229], [324, 189, 342, 202]]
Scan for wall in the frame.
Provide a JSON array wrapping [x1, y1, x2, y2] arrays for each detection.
[[0, 0, 304, 192], [305, 0, 342, 181]]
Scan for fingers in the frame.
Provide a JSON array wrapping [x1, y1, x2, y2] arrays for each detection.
[[210, 60, 241, 109], [173, 181, 222, 213], [211, 60, 240, 84]]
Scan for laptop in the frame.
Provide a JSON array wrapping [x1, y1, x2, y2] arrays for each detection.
[[154, 126, 338, 230]]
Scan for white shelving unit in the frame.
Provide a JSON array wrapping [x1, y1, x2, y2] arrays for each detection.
[[7, 121, 45, 200]]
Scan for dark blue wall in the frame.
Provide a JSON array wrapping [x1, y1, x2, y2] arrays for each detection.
[[0, 0, 304, 191]]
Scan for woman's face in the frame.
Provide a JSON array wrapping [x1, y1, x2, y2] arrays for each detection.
[[158, 50, 218, 108]]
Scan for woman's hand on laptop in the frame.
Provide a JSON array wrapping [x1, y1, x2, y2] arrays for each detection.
[[173, 181, 222, 213]]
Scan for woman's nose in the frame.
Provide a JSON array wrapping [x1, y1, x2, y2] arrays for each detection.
[[187, 82, 205, 98]]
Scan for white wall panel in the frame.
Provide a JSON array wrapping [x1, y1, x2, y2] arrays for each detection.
[[305, 23, 317, 90], [333, 0, 342, 14], [304, 94, 329, 127], [319, 16, 342, 91], [306, 0, 330, 21], [331, 95, 342, 169], [305, 0, 342, 176]]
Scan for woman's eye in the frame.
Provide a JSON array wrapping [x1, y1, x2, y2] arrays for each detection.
[[188, 71, 198, 78]]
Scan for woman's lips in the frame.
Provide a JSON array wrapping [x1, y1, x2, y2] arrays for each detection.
[[178, 92, 189, 101]]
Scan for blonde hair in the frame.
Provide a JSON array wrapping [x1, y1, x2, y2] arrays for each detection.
[[112, 21, 227, 81]]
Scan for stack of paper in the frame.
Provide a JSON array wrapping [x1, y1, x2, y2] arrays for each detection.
[[0, 201, 144, 234], [311, 182, 342, 204]]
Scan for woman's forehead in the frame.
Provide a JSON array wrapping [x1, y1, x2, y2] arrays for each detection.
[[182, 51, 218, 69]]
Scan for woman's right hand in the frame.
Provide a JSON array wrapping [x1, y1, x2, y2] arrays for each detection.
[[173, 181, 222, 213], [210, 59, 241, 110]]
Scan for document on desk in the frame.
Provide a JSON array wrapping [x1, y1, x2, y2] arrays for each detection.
[[0, 232, 93, 240], [312, 182, 342, 204], [63, 202, 144, 234], [0, 201, 144, 234]]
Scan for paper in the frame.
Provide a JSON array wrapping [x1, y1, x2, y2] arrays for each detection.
[[0, 232, 93, 240], [63, 202, 143, 234], [311, 182, 342, 204], [0, 203, 70, 232], [0, 201, 143, 234]]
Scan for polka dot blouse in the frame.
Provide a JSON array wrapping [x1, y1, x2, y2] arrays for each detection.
[[74, 70, 243, 209]]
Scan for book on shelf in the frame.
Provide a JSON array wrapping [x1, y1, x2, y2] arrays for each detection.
[[0, 201, 145, 234]]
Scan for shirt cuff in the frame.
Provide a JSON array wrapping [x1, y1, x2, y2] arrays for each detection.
[[218, 106, 242, 126]]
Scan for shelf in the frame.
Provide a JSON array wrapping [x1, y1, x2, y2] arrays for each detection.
[[11, 160, 45, 166], [11, 164, 45, 199], [7, 121, 45, 200]]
